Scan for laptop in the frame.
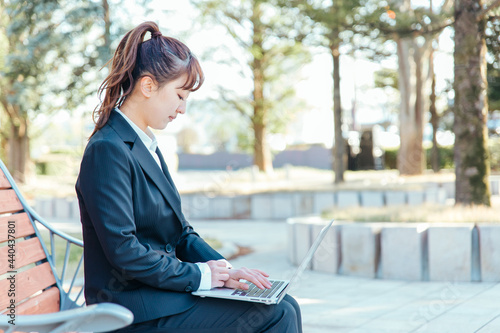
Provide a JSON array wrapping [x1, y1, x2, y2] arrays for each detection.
[[192, 219, 334, 305]]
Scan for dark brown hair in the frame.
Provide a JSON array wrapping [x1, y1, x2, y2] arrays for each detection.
[[91, 21, 204, 137]]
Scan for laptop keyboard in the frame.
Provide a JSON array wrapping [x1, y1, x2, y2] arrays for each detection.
[[231, 280, 284, 299]]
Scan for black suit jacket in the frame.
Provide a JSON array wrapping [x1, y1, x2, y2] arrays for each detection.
[[75, 110, 224, 324]]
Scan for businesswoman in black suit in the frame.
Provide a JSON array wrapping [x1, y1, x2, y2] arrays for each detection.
[[76, 21, 302, 332]]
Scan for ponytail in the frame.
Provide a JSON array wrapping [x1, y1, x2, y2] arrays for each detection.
[[91, 21, 204, 137]]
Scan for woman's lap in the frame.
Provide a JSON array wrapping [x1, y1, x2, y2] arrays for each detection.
[[109, 294, 301, 333]]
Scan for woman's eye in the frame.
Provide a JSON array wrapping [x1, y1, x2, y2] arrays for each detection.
[[178, 95, 184, 101]]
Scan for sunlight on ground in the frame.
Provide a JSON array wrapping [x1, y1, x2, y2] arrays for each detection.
[[296, 297, 326, 305], [325, 203, 500, 223]]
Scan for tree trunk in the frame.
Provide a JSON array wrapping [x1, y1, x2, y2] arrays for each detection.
[[102, 0, 111, 49], [8, 120, 29, 183], [102, 0, 112, 61], [251, 1, 273, 173], [1, 95, 29, 183], [429, 49, 440, 173], [396, 37, 419, 175], [331, 41, 344, 183], [454, 0, 491, 205], [396, 36, 432, 175]]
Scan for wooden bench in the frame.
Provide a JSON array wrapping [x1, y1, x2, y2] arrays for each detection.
[[0, 159, 133, 333]]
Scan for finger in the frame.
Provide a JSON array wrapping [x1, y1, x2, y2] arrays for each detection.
[[218, 273, 230, 282], [229, 269, 262, 289], [254, 276, 272, 289], [247, 271, 272, 288], [242, 270, 271, 289], [225, 279, 249, 290], [214, 280, 225, 288], [212, 266, 229, 277], [243, 274, 267, 289], [252, 269, 270, 277]]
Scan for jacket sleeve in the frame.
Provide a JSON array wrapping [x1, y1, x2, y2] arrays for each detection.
[[77, 139, 201, 292], [175, 221, 225, 263]]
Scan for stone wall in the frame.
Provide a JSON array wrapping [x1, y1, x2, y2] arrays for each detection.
[[37, 188, 451, 221], [288, 217, 500, 282], [36, 177, 500, 221]]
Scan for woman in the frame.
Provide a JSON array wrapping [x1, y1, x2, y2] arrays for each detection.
[[76, 21, 302, 332]]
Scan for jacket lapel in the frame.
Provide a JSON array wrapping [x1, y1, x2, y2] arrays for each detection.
[[156, 148, 181, 201], [107, 111, 184, 222]]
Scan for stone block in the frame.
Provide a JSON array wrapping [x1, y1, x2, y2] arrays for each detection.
[[293, 192, 314, 216], [294, 222, 312, 268], [336, 191, 359, 208], [478, 224, 500, 282], [187, 194, 211, 219], [54, 197, 71, 219], [70, 198, 80, 220], [360, 191, 384, 207], [180, 194, 193, 218], [437, 188, 447, 204], [272, 193, 294, 219], [287, 220, 295, 264], [312, 192, 335, 214], [380, 224, 428, 280], [385, 191, 406, 206], [424, 188, 447, 205], [442, 182, 455, 200], [428, 224, 474, 282], [251, 194, 272, 219], [490, 176, 500, 195], [233, 195, 251, 219], [209, 197, 233, 219], [312, 221, 341, 274], [340, 223, 382, 278], [287, 217, 326, 267], [35, 197, 53, 218], [407, 191, 425, 205]]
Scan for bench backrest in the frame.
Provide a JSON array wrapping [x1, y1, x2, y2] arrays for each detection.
[[0, 161, 84, 316]]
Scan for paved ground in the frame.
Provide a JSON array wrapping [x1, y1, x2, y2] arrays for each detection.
[[191, 219, 500, 333], [49, 218, 500, 333]]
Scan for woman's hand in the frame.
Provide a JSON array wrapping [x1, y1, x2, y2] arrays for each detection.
[[224, 267, 272, 290], [206, 260, 230, 288]]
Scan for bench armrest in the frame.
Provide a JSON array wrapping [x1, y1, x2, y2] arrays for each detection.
[[0, 302, 133, 333]]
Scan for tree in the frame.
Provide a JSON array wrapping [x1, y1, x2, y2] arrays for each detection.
[[453, 0, 499, 206], [284, 0, 366, 183], [485, 17, 500, 111], [0, 0, 150, 182], [388, 1, 452, 176], [0, 0, 102, 182], [394, 2, 432, 176], [357, 1, 453, 176], [192, 0, 309, 173], [1, 0, 74, 182]]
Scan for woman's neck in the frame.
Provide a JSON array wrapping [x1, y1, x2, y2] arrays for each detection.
[[119, 98, 148, 132]]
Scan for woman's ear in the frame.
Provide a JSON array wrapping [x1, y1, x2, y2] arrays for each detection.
[[139, 76, 156, 98]]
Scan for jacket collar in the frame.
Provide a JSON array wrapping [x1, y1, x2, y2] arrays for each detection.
[[107, 110, 184, 221]]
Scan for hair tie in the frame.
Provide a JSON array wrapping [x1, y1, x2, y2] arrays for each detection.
[[151, 31, 162, 38]]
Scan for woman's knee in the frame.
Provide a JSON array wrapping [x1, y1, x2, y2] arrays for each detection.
[[283, 295, 300, 311], [273, 297, 299, 324]]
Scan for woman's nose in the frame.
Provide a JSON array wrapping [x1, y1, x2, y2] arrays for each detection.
[[177, 102, 186, 114]]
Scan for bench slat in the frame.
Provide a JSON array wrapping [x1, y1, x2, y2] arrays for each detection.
[[0, 190, 23, 215], [0, 213, 34, 243], [0, 237, 47, 275], [16, 286, 60, 315], [0, 168, 11, 189], [0, 262, 56, 310]]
